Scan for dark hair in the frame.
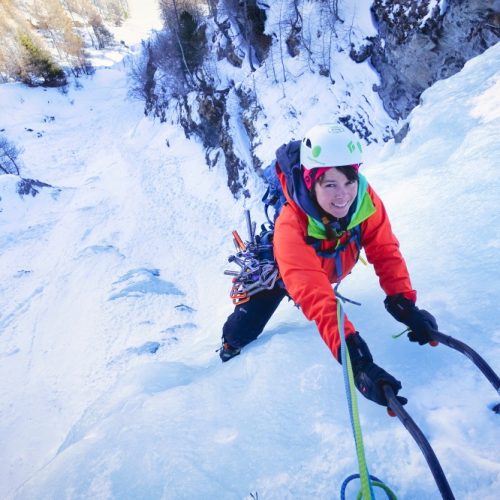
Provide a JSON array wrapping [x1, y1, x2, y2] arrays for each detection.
[[316, 165, 359, 185]]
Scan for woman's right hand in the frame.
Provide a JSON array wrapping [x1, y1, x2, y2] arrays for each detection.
[[353, 361, 408, 407], [343, 332, 407, 407]]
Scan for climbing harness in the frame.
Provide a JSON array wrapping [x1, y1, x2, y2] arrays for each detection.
[[306, 224, 363, 280], [337, 293, 397, 500]]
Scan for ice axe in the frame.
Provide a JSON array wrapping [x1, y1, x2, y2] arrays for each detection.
[[428, 330, 500, 413]]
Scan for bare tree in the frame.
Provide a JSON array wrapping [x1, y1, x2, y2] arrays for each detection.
[[128, 40, 159, 104], [278, 0, 287, 82], [29, 0, 85, 75], [61, 0, 115, 49], [0, 0, 126, 82], [322, 0, 342, 80], [159, 0, 209, 87], [0, 135, 23, 175], [0, 0, 30, 81], [86, 0, 129, 25], [205, 0, 217, 18], [285, 0, 302, 58], [167, 0, 195, 83]]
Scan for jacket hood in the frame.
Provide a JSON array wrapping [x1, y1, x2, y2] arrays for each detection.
[[275, 140, 375, 238], [275, 140, 322, 220]]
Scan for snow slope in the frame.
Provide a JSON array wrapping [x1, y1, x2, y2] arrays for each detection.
[[1, 4, 499, 499]]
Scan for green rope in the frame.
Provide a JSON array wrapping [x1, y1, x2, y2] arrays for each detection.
[[356, 481, 398, 500], [338, 299, 374, 499], [338, 298, 398, 500]]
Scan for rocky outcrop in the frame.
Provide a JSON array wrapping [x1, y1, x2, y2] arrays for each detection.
[[178, 87, 252, 197], [17, 178, 54, 197], [140, 1, 498, 195], [368, 0, 499, 121]]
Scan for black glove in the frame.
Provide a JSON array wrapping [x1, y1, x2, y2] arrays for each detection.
[[340, 333, 407, 407], [384, 294, 438, 345], [354, 361, 408, 407]]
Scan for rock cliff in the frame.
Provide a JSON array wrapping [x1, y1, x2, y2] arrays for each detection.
[[369, 0, 499, 121]]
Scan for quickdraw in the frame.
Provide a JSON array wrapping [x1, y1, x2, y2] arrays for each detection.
[[224, 210, 282, 305]]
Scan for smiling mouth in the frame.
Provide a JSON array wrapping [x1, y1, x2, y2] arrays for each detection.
[[332, 201, 349, 208]]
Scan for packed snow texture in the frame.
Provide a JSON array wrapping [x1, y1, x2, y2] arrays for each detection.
[[0, 2, 499, 499]]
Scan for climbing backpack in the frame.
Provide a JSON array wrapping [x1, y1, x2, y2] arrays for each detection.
[[261, 159, 287, 226]]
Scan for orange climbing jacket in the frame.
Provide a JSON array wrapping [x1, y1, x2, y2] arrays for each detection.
[[272, 140, 416, 360]]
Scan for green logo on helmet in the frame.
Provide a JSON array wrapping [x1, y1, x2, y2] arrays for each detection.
[[312, 145, 321, 158], [347, 141, 363, 153]]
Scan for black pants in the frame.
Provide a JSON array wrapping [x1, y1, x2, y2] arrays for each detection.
[[222, 284, 288, 349]]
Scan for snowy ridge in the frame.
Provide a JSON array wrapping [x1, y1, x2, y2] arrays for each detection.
[[1, 6, 499, 500]]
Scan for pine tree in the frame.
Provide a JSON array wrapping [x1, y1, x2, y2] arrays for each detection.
[[18, 33, 66, 86]]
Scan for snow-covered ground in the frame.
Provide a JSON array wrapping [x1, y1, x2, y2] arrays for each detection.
[[0, 3, 499, 499]]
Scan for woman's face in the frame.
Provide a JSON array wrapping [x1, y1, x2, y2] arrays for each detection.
[[314, 167, 358, 218]]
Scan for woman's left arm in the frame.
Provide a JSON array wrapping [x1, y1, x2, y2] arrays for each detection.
[[363, 187, 440, 345], [361, 186, 416, 301]]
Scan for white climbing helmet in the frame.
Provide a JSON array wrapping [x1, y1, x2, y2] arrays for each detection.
[[300, 123, 363, 169]]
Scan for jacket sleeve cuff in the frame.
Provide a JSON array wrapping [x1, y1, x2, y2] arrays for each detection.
[[401, 290, 417, 303]]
